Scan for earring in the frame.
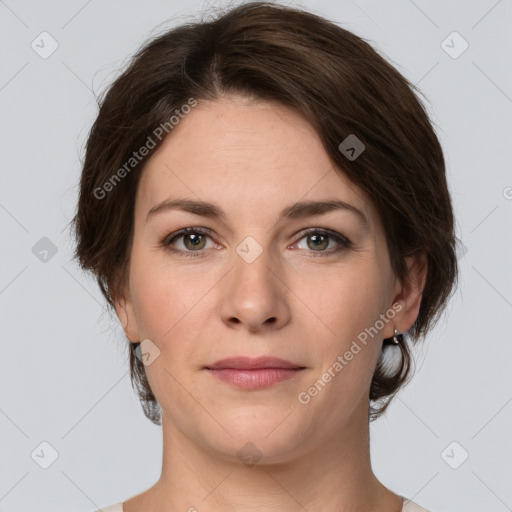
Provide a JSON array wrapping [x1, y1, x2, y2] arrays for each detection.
[[392, 328, 403, 344], [383, 328, 403, 345], [378, 328, 405, 377]]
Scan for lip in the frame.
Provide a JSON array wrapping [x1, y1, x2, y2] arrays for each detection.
[[206, 368, 305, 390], [205, 356, 304, 370], [204, 357, 306, 390]]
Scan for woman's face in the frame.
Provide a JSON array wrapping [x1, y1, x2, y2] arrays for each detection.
[[117, 95, 416, 463]]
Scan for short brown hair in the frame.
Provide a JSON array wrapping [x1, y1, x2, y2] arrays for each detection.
[[71, 1, 459, 425]]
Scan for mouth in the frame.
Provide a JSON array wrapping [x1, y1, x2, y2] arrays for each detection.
[[204, 356, 306, 390], [205, 356, 305, 370]]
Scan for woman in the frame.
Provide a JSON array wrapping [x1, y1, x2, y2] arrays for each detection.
[[73, 2, 458, 511]]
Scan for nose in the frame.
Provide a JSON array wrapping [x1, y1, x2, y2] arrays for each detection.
[[220, 245, 291, 333]]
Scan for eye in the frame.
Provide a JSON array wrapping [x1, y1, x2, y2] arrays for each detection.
[[163, 227, 352, 258], [292, 228, 352, 257], [163, 227, 217, 257]]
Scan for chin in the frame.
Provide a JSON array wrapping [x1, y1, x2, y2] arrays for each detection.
[[195, 412, 311, 466]]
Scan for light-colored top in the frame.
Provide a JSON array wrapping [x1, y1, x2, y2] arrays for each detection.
[[93, 495, 431, 511]]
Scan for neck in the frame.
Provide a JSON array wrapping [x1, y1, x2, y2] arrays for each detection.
[[129, 399, 403, 512]]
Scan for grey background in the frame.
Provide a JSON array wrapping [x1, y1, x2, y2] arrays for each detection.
[[0, 1, 511, 511]]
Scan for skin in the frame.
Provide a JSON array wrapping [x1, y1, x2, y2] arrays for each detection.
[[116, 94, 427, 512]]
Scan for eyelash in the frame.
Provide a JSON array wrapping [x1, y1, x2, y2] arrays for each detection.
[[162, 227, 352, 258]]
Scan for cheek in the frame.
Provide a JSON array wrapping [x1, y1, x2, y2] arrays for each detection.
[[301, 261, 388, 344], [299, 259, 389, 402], [129, 253, 216, 359], [300, 267, 388, 424], [129, 264, 206, 406], [130, 243, 183, 328]]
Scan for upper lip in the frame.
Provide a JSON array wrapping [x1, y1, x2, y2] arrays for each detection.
[[205, 356, 304, 370]]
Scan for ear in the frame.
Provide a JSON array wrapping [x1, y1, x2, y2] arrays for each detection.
[[384, 251, 428, 338], [114, 288, 140, 344]]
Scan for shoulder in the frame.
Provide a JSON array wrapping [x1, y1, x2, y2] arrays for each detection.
[[91, 503, 123, 512], [402, 497, 432, 512]]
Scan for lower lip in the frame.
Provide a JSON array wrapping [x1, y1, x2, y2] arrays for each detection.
[[206, 368, 304, 389]]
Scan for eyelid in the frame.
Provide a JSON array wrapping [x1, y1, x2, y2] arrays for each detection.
[[291, 227, 352, 254], [163, 226, 352, 257], [163, 227, 217, 252]]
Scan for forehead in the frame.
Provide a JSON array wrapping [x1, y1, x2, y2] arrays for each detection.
[[136, 96, 378, 230]]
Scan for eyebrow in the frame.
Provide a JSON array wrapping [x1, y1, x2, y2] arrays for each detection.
[[146, 198, 368, 227]]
